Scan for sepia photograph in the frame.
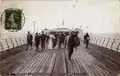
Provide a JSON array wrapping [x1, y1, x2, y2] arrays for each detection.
[[0, 0, 120, 76]]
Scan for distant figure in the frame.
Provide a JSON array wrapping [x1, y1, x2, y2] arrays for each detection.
[[39, 33, 41, 46], [67, 32, 75, 60], [45, 33, 49, 44], [74, 31, 80, 48], [59, 32, 65, 48], [64, 34, 69, 48], [35, 33, 40, 51], [26, 31, 33, 50], [39, 33, 41, 37], [48, 32, 55, 49], [40, 31, 46, 51], [53, 33, 57, 48], [84, 33, 90, 48]]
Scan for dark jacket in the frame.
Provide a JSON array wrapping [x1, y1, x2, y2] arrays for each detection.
[[68, 34, 75, 48], [27, 34, 33, 43], [84, 34, 89, 41], [35, 34, 40, 43], [40, 34, 46, 42]]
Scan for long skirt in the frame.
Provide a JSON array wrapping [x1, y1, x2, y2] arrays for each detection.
[[48, 39, 53, 49]]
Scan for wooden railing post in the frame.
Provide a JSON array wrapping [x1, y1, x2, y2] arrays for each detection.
[[0, 43, 4, 51], [15, 38, 18, 46], [96, 37, 99, 45], [23, 38, 25, 44], [10, 38, 14, 48], [106, 38, 110, 47], [96, 37, 98, 44], [116, 39, 120, 52], [95, 37, 97, 44], [93, 37, 95, 44], [5, 39, 9, 49], [91, 36, 94, 44], [99, 37, 102, 45], [94, 37, 97, 44], [110, 39, 115, 50], [90, 36, 94, 44], [92, 36, 96, 44], [19, 38, 22, 45], [102, 38, 106, 46], [90, 36, 92, 43]]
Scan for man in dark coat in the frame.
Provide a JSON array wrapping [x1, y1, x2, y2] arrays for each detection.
[[40, 31, 46, 51], [35, 33, 40, 51], [26, 31, 33, 50], [67, 32, 75, 60], [64, 34, 69, 48], [84, 33, 90, 48], [59, 32, 65, 48]]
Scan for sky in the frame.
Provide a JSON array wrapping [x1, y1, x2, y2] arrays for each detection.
[[0, 0, 120, 34]]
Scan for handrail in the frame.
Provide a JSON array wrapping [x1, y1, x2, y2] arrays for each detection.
[[90, 36, 120, 52], [0, 37, 27, 52]]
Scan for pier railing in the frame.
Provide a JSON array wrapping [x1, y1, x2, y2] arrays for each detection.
[[90, 36, 120, 52], [0, 37, 27, 52]]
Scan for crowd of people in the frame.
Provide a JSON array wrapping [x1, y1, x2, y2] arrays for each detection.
[[26, 30, 90, 60]]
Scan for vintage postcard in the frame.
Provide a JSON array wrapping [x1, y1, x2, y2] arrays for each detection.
[[0, 0, 120, 76]]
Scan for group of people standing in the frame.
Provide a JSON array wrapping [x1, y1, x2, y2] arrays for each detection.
[[26, 31, 55, 51], [26, 30, 90, 60]]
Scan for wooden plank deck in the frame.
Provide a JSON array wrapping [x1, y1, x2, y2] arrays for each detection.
[[0, 46, 113, 76]]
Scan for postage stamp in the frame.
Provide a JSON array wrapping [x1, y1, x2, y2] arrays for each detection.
[[1, 8, 25, 32]]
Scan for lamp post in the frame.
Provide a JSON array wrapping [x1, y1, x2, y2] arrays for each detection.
[[33, 21, 36, 34], [62, 19, 64, 28], [86, 26, 88, 33], [72, 0, 78, 30]]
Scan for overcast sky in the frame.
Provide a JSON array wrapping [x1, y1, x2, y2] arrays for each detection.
[[1, 0, 120, 34]]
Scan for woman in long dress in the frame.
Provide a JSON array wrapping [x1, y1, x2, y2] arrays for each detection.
[[48, 33, 55, 49]]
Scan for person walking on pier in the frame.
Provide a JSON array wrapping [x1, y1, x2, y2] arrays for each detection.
[[68, 32, 75, 60], [84, 33, 90, 48], [58, 32, 65, 48], [35, 33, 40, 51], [74, 31, 80, 48], [48, 32, 55, 49], [39, 33, 41, 46], [40, 31, 46, 51], [64, 33, 69, 48], [26, 31, 33, 50]]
